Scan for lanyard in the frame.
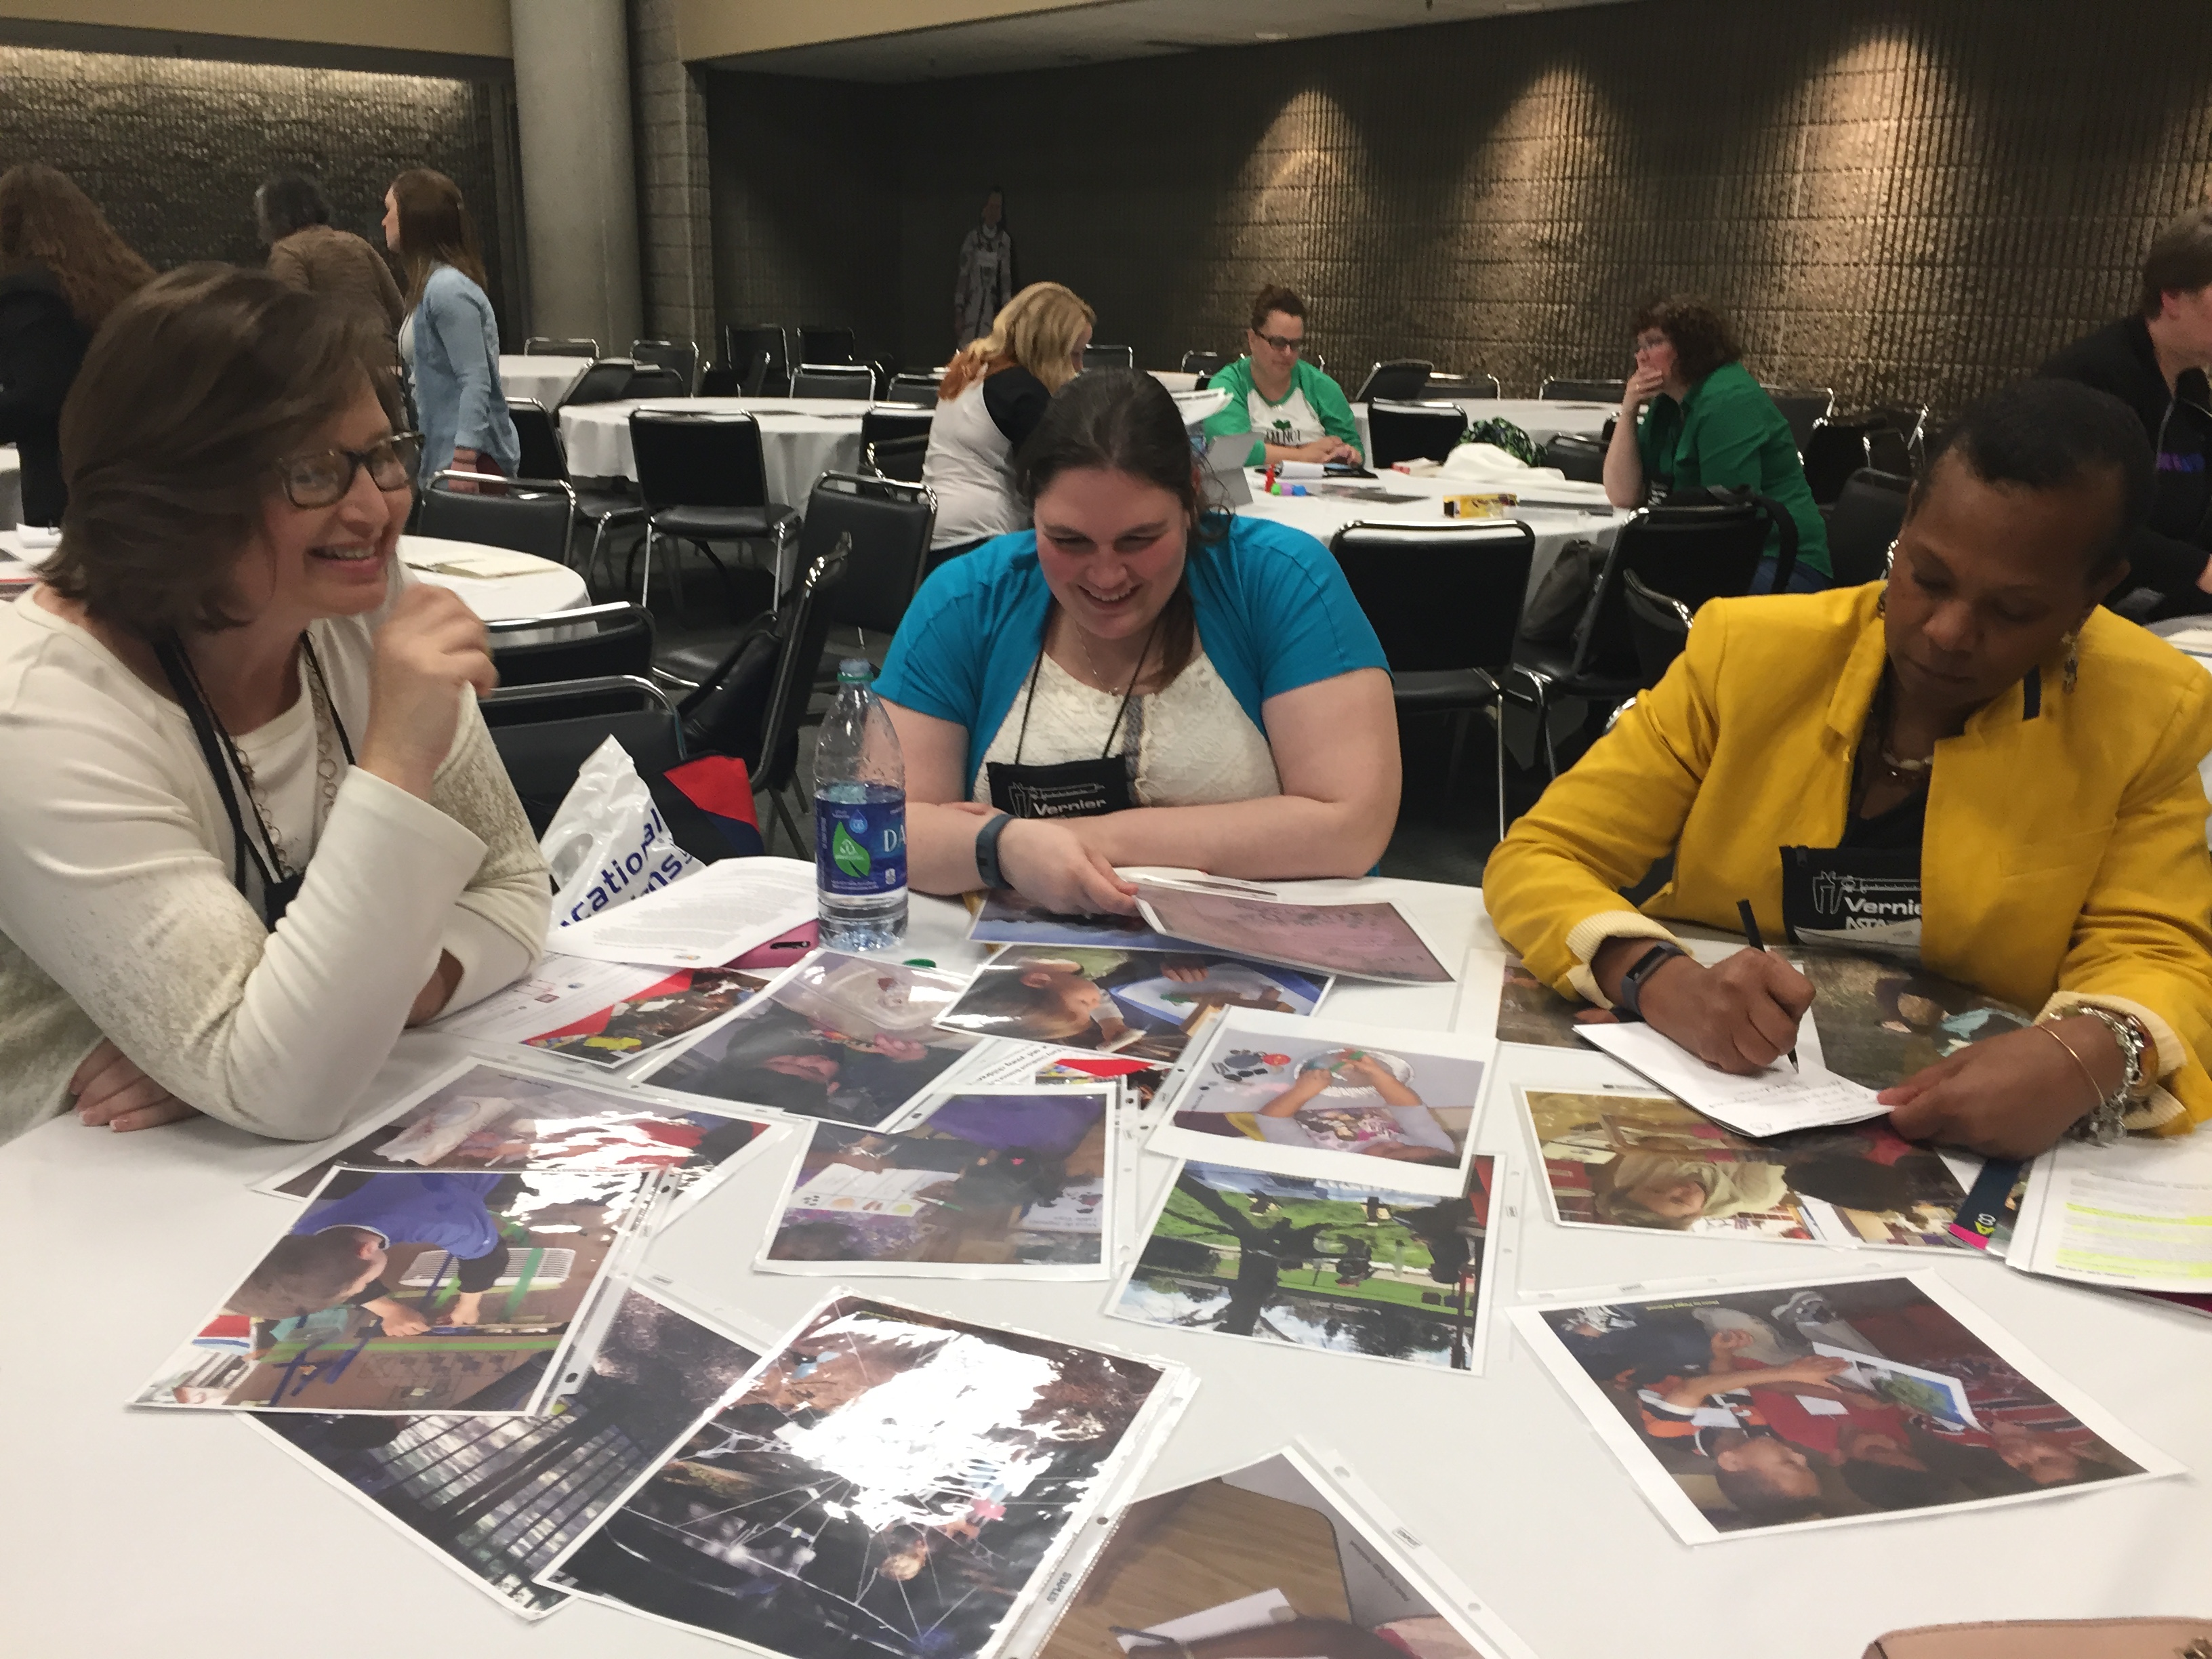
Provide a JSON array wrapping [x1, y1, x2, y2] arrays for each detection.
[[1012, 609, 1163, 766]]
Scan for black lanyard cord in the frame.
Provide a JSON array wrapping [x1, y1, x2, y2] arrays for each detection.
[[1012, 607, 1164, 765]]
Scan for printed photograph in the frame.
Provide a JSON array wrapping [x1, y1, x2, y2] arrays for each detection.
[[1496, 956, 1589, 1048], [1517, 1273, 2170, 1540], [1113, 1159, 1497, 1371], [644, 951, 978, 1125], [970, 888, 1202, 954], [262, 1063, 777, 1199], [1523, 1088, 1969, 1248], [137, 1168, 653, 1415], [1040, 1450, 1513, 1659], [760, 1088, 1115, 1275], [1133, 885, 1451, 984], [253, 1286, 765, 1618], [937, 947, 1326, 1063], [544, 1296, 1179, 1659], [1153, 1011, 1483, 1191], [524, 966, 769, 1067]]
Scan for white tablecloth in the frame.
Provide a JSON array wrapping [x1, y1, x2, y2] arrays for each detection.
[[558, 396, 911, 508], [497, 354, 593, 409], [1355, 396, 1614, 463], [2, 882, 2203, 1659], [0, 443, 20, 529], [399, 533, 588, 622]]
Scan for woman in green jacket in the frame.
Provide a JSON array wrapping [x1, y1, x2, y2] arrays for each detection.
[[1603, 295, 1832, 592], [1202, 283, 1363, 468]]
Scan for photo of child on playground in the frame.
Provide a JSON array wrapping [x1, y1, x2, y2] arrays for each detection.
[[762, 1088, 1114, 1272], [1527, 1274, 2157, 1537], [266, 1064, 774, 1199], [645, 951, 977, 1125], [1115, 1159, 1496, 1371], [524, 966, 769, 1067], [1523, 1088, 1969, 1248], [137, 1168, 650, 1415], [1164, 1012, 1481, 1181], [935, 947, 1326, 1063]]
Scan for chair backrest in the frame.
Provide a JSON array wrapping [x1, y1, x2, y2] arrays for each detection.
[[1328, 520, 1536, 677], [723, 323, 790, 397], [790, 363, 876, 400], [1353, 361, 1433, 403], [1572, 502, 1773, 682], [1825, 467, 1911, 586], [1540, 375, 1626, 403], [629, 411, 769, 511], [481, 675, 684, 834], [867, 434, 930, 483], [802, 472, 936, 635], [418, 474, 575, 562], [1544, 432, 1606, 483], [1367, 399, 1471, 467], [1426, 371, 1502, 400], [487, 601, 655, 687], [798, 325, 857, 365], [1179, 350, 1225, 377], [630, 338, 699, 394], [1764, 385, 1835, 454], [860, 405, 933, 449], [565, 359, 641, 406], [754, 541, 851, 793], [1081, 344, 1136, 373], [506, 398, 568, 483], [1864, 403, 1928, 475], [1619, 569, 1694, 683], [883, 374, 940, 406], [624, 364, 689, 400], [525, 335, 598, 358]]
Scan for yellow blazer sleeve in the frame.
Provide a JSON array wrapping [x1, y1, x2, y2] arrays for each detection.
[[2047, 668, 2212, 1129], [1485, 601, 1730, 1002]]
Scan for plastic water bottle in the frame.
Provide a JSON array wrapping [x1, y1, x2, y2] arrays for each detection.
[[813, 658, 908, 951]]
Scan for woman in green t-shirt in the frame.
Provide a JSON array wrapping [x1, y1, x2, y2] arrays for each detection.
[[1601, 295, 1832, 592]]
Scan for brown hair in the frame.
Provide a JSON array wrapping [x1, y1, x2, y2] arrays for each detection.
[[386, 167, 488, 310], [1630, 295, 1743, 386], [48, 264, 396, 636], [228, 1229, 377, 1319], [1249, 283, 1305, 333], [941, 280, 1095, 401], [0, 162, 155, 329], [2139, 207, 2212, 318]]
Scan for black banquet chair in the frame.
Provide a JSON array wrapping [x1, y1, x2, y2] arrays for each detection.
[[487, 601, 654, 689], [1764, 384, 1836, 455], [882, 374, 940, 407], [1367, 400, 1469, 468], [791, 363, 876, 400], [417, 472, 574, 563], [1824, 468, 1911, 587], [630, 338, 699, 395], [524, 335, 598, 358], [504, 398, 645, 577], [798, 325, 857, 365], [1352, 361, 1433, 403], [1538, 375, 1625, 403], [1329, 518, 1537, 840], [621, 410, 799, 610], [1082, 344, 1136, 373], [481, 674, 684, 837], [723, 323, 791, 397], [564, 359, 642, 406], [1180, 350, 1225, 380], [1425, 371, 1502, 400], [1620, 570, 1694, 684], [861, 405, 933, 481]]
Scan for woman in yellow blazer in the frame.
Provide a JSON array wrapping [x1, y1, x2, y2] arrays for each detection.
[[1486, 379, 2212, 1157]]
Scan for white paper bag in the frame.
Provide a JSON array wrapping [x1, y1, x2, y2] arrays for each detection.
[[542, 736, 701, 931]]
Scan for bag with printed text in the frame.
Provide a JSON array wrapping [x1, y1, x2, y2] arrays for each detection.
[[541, 736, 702, 930]]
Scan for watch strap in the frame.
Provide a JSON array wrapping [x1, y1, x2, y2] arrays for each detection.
[[973, 811, 1014, 892], [1613, 940, 1688, 1023]]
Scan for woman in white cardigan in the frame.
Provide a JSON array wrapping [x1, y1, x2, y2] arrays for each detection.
[[0, 264, 549, 1145]]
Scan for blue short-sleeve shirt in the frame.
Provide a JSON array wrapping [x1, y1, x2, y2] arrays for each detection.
[[875, 515, 1388, 794], [293, 1172, 504, 1261]]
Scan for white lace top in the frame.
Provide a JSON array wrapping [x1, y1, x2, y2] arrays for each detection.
[[971, 643, 1282, 808]]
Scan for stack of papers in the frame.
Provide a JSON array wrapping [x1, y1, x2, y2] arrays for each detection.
[[1575, 1017, 1887, 1138]]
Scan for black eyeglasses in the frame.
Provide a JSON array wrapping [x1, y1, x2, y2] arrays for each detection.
[[275, 433, 422, 508], [1252, 331, 1307, 354]]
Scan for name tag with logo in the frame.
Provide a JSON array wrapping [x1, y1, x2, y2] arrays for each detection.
[[1780, 844, 1923, 961]]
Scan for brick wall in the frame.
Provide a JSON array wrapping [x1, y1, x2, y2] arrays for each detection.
[[631, 0, 714, 349], [0, 43, 515, 335], [699, 0, 2212, 411]]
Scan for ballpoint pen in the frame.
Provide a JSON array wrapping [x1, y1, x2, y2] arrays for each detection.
[[1736, 898, 1799, 1071]]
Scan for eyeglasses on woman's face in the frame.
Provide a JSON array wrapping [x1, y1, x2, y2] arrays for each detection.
[[275, 433, 422, 509], [1252, 329, 1307, 355]]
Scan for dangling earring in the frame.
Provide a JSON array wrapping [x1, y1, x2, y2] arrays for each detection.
[[2062, 630, 2080, 694], [1875, 586, 1887, 616]]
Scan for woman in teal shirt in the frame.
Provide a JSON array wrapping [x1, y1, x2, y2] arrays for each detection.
[[1602, 295, 1832, 592]]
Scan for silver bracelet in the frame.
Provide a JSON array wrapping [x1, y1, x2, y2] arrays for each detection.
[[2062, 1006, 2149, 1146]]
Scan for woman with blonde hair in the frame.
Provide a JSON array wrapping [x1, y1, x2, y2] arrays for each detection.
[[924, 280, 1095, 555], [381, 168, 516, 489], [0, 162, 155, 524]]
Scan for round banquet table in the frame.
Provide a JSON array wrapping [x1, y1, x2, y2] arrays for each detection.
[[558, 396, 908, 510], [497, 354, 594, 409], [1, 879, 2202, 1659], [398, 533, 588, 623], [0, 443, 21, 529], [1354, 398, 1613, 464]]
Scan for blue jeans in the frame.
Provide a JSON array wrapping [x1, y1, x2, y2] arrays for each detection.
[[1752, 556, 1832, 594]]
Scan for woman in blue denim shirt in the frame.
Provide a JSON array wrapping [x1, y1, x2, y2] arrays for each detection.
[[382, 169, 517, 489]]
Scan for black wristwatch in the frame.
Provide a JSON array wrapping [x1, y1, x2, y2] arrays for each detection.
[[973, 812, 1015, 891], [1612, 940, 1688, 1023]]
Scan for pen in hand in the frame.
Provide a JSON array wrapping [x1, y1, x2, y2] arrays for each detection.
[[1736, 898, 1799, 1071]]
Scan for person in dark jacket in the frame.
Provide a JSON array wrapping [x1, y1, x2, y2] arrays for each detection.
[[2040, 206, 2212, 621], [0, 163, 155, 525]]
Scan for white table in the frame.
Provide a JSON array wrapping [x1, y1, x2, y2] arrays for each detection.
[[0, 443, 20, 529], [399, 533, 588, 623], [498, 354, 594, 409], [558, 396, 905, 509], [3, 881, 2202, 1659], [1355, 397, 1614, 464]]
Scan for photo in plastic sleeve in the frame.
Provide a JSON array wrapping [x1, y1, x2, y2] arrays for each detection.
[[134, 1168, 656, 1416], [520, 965, 771, 1067], [968, 887, 1205, 954], [249, 1284, 771, 1619], [1132, 884, 1452, 985], [1521, 1087, 1970, 1248], [1110, 1158, 1498, 1372], [257, 1059, 782, 1200], [936, 947, 1328, 1061], [759, 1087, 1117, 1277], [1031, 1446, 1534, 1659], [1147, 1008, 1486, 1197], [1511, 1272, 2177, 1542], [638, 950, 979, 1125], [538, 1294, 1190, 1659]]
